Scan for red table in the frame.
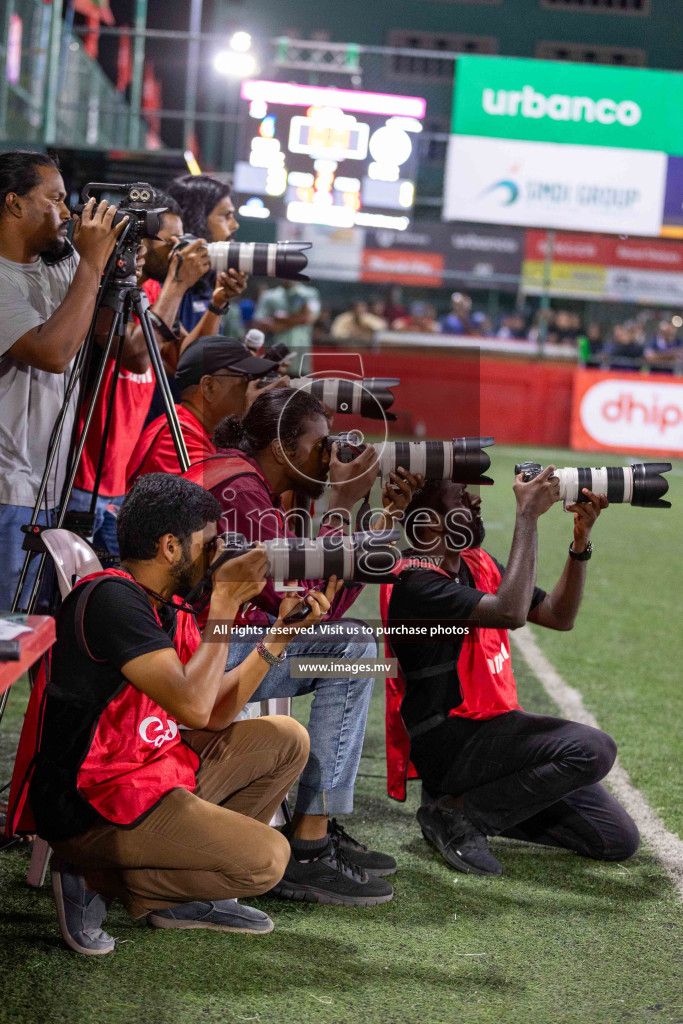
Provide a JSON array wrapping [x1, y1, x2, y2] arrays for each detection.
[[0, 616, 56, 695]]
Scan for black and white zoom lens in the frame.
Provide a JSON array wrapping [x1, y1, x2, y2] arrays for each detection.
[[263, 530, 401, 585], [376, 437, 494, 485], [207, 241, 311, 280], [553, 463, 672, 507], [291, 377, 399, 420]]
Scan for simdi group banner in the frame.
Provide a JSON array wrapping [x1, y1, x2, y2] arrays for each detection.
[[523, 230, 683, 305], [571, 369, 683, 457], [444, 56, 683, 238]]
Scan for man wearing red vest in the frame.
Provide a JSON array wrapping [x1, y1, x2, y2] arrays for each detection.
[[383, 471, 639, 876], [14, 473, 339, 955], [126, 336, 281, 488]]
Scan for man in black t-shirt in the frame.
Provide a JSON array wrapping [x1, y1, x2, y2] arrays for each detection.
[[25, 473, 337, 955], [386, 473, 639, 876]]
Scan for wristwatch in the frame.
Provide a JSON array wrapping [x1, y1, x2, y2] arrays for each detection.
[[208, 300, 229, 316], [256, 639, 286, 666], [569, 540, 592, 561]]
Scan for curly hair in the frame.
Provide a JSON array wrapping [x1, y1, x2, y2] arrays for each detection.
[[165, 174, 231, 239], [214, 388, 326, 457], [117, 473, 222, 561]]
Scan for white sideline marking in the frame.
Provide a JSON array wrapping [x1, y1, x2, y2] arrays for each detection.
[[510, 625, 683, 898]]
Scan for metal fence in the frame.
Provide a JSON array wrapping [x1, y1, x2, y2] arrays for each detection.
[[1, 0, 148, 148]]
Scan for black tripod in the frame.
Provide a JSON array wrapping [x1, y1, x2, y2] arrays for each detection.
[[0, 240, 190, 726]]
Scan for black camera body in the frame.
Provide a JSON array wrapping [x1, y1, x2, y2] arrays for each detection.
[[516, 461, 543, 483], [72, 182, 166, 280], [325, 431, 367, 463]]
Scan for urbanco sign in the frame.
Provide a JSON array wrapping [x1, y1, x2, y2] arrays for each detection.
[[452, 56, 683, 156]]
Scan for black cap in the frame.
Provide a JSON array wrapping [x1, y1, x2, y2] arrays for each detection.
[[175, 336, 280, 391]]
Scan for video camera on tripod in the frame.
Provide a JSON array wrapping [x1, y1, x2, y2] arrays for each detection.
[[72, 182, 166, 279], [12, 181, 191, 615]]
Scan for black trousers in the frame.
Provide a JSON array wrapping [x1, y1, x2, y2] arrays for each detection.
[[411, 710, 639, 862]]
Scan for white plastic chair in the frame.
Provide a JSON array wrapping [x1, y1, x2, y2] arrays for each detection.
[[27, 530, 103, 888]]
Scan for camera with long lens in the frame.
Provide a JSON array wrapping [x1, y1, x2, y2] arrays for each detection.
[[72, 183, 166, 279], [187, 529, 401, 619], [258, 376, 400, 421], [515, 461, 672, 508], [325, 432, 495, 485], [172, 234, 311, 281]]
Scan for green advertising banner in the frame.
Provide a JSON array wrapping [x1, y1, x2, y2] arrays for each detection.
[[451, 56, 683, 156]]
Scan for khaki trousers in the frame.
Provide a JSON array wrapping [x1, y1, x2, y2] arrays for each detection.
[[52, 715, 309, 919]]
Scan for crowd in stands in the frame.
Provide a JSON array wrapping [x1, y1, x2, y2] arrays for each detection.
[[279, 289, 682, 372]]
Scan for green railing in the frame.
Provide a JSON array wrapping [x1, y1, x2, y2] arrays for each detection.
[[0, 0, 146, 148]]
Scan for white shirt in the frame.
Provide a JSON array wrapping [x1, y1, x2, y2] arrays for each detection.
[[0, 250, 80, 507]]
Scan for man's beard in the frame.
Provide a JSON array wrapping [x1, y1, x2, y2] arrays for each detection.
[[144, 256, 168, 283], [43, 233, 70, 257], [471, 517, 486, 548], [293, 475, 326, 501], [170, 546, 200, 597]]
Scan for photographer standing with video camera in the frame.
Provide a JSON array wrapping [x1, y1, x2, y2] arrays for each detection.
[[0, 151, 128, 608]]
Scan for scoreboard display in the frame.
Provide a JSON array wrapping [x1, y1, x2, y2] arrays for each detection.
[[233, 79, 426, 231]]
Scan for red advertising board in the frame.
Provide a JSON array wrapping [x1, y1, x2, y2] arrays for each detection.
[[524, 230, 683, 304], [571, 369, 683, 457], [526, 230, 683, 271], [360, 249, 445, 288]]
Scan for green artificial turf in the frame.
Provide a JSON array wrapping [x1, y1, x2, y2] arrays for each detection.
[[0, 443, 680, 1024]]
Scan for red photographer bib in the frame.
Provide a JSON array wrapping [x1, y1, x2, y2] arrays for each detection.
[[379, 549, 519, 801], [7, 569, 201, 836]]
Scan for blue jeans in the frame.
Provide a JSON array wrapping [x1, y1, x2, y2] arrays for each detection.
[[0, 504, 57, 612], [68, 488, 123, 556], [226, 619, 376, 816]]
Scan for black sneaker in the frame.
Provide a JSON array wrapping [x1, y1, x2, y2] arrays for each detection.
[[416, 802, 503, 876], [328, 818, 397, 877], [269, 843, 394, 906]]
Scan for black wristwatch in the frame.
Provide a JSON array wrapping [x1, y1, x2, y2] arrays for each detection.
[[569, 540, 592, 561], [208, 301, 229, 316]]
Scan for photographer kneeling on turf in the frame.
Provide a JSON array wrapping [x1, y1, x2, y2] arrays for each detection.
[[11, 473, 342, 955], [382, 468, 639, 876]]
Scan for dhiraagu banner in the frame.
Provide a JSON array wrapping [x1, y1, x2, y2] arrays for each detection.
[[451, 56, 683, 155]]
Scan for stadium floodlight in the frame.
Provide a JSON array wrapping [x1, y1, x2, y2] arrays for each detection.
[[214, 51, 258, 78], [214, 32, 258, 78], [230, 31, 252, 53]]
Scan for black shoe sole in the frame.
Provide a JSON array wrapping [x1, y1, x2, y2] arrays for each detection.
[[358, 863, 397, 878], [269, 880, 394, 906], [419, 827, 503, 877]]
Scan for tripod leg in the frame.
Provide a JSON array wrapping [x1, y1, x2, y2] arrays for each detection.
[[89, 332, 125, 520], [131, 289, 190, 473]]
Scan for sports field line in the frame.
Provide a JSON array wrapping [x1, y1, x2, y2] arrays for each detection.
[[510, 625, 683, 899]]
